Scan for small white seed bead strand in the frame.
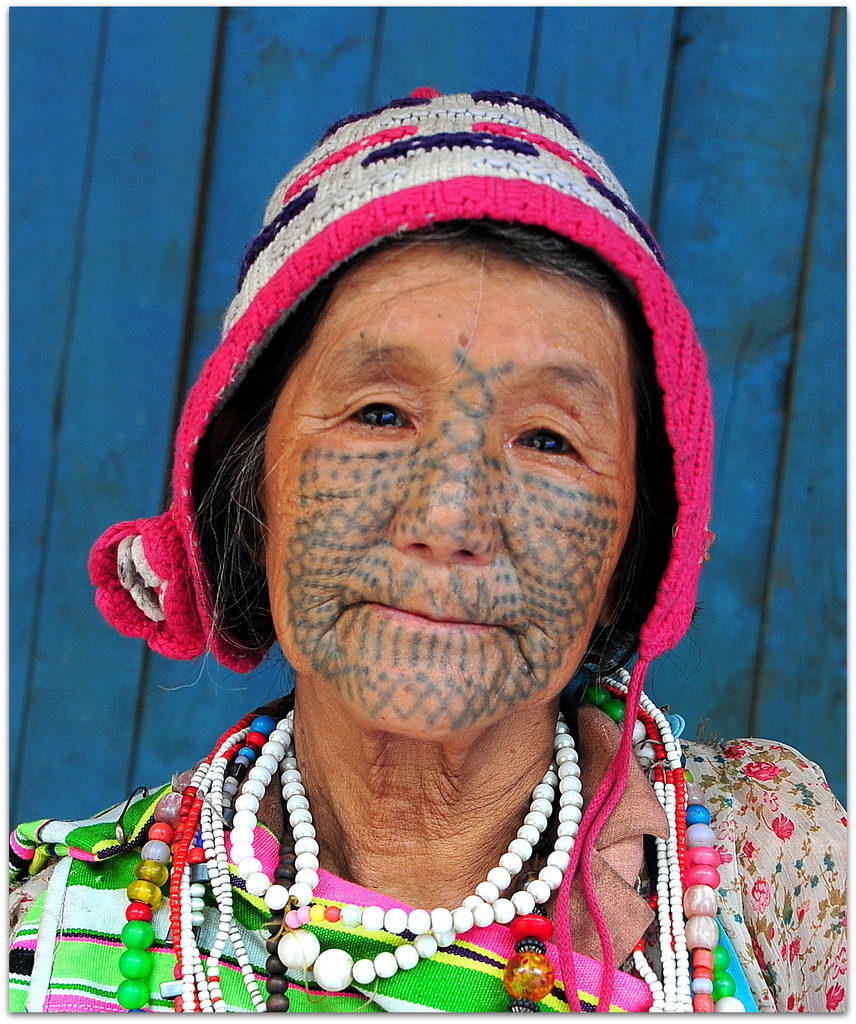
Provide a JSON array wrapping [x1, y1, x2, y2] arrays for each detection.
[[609, 675, 696, 1014]]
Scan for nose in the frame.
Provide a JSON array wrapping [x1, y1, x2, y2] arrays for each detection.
[[389, 439, 502, 566]]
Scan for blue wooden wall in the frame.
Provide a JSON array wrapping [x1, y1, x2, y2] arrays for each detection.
[[10, 7, 846, 824]]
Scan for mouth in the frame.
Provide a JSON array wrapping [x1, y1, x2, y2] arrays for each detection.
[[365, 602, 498, 632]]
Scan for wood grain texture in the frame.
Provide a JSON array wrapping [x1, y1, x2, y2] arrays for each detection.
[[9, 6, 104, 777], [646, 8, 845, 800], [9, 7, 846, 822], [533, 7, 676, 219], [132, 6, 377, 795], [11, 7, 220, 823], [753, 11, 845, 783]]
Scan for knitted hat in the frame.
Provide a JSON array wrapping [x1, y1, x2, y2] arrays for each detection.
[[88, 89, 714, 1010], [89, 89, 712, 673]]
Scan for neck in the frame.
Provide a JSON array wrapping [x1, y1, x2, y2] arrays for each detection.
[[291, 683, 561, 909]]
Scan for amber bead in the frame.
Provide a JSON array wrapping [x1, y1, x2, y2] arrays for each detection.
[[503, 951, 555, 1002], [126, 879, 163, 909], [134, 860, 169, 887]]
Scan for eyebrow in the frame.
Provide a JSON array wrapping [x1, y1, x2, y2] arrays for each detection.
[[313, 341, 431, 388], [514, 363, 614, 405]]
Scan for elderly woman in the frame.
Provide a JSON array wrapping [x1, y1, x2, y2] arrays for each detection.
[[10, 91, 846, 1014]]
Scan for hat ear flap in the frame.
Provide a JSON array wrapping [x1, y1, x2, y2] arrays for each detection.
[[88, 511, 206, 661]]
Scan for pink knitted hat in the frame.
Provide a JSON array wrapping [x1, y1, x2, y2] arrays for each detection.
[[89, 89, 712, 672], [89, 88, 714, 1010]]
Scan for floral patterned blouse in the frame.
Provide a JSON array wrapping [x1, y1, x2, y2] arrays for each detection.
[[683, 735, 847, 1012]]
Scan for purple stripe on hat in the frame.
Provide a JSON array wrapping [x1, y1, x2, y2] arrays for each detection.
[[237, 186, 318, 290], [320, 96, 433, 143], [584, 176, 665, 268], [471, 90, 579, 136], [362, 131, 538, 167]]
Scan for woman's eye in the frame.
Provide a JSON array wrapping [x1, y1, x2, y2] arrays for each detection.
[[518, 430, 573, 454], [357, 403, 408, 428]]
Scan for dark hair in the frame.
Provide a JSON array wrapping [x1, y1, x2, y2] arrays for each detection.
[[193, 220, 676, 673]]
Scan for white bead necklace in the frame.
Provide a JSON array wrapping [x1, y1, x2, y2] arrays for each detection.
[[169, 678, 735, 1012], [227, 710, 579, 993]]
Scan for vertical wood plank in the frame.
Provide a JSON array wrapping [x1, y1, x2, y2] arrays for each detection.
[[533, 7, 676, 219], [754, 12, 845, 802], [132, 7, 378, 791], [645, 9, 834, 751], [12, 7, 220, 823], [373, 7, 536, 101], [9, 7, 104, 778]]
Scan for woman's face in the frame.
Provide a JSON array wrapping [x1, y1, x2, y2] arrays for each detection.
[[262, 245, 637, 739]]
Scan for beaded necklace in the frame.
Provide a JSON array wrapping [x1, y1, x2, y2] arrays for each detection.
[[116, 675, 747, 1012]]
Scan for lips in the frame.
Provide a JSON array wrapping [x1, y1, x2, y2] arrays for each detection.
[[366, 602, 498, 631]]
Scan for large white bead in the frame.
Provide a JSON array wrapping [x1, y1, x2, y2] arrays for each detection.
[[531, 783, 554, 802], [554, 734, 574, 750], [278, 928, 320, 969], [229, 825, 255, 846], [557, 759, 580, 779], [714, 997, 746, 1012], [451, 906, 474, 934], [232, 809, 258, 831], [538, 865, 564, 891], [523, 810, 549, 833], [562, 790, 584, 809], [293, 836, 319, 857], [395, 944, 419, 971], [288, 881, 313, 907], [294, 852, 319, 872], [431, 908, 453, 934], [487, 866, 512, 892], [294, 868, 319, 889], [289, 808, 312, 827], [313, 948, 354, 992], [462, 894, 483, 911], [361, 905, 385, 932], [264, 884, 290, 910], [248, 766, 272, 786], [245, 871, 271, 896], [471, 901, 495, 928], [510, 890, 536, 915], [241, 780, 266, 800], [352, 958, 376, 985], [281, 781, 305, 800], [433, 929, 456, 948], [286, 796, 310, 814], [499, 851, 523, 876], [414, 933, 438, 958], [554, 835, 575, 852], [384, 907, 408, 935], [291, 821, 316, 841], [339, 904, 362, 928], [255, 753, 279, 774], [530, 798, 553, 817], [237, 857, 263, 880], [281, 769, 302, 785], [516, 824, 540, 846], [408, 908, 431, 935], [526, 878, 552, 904], [558, 805, 583, 824], [632, 720, 648, 742], [234, 794, 260, 814], [229, 841, 255, 865], [261, 740, 285, 760], [373, 951, 398, 979], [547, 849, 571, 872], [492, 898, 516, 924], [475, 881, 500, 904], [269, 729, 290, 746], [508, 838, 533, 862], [559, 775, 582, 794]]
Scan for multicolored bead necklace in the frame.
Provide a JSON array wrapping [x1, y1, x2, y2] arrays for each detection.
[[116, 675, 747, 1012]]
